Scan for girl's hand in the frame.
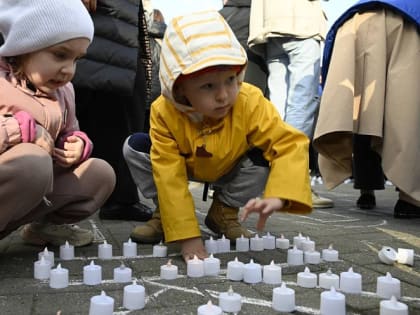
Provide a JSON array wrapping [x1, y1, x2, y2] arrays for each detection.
[[34, 124, 54, 155], [53, 135, 84, 167], [241, 197, 285, 231]]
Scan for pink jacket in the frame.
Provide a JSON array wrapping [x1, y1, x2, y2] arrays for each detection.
[[0, 59, 92, 160]]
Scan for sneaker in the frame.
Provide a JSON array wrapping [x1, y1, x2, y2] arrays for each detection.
[[20, 222, 93, 247], [99, 202, 153, 221], [311, 190, 334, 208], [357, 193, 376, 209]]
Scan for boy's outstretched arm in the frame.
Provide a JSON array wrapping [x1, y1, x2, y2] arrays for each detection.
[[180, 237, 208, 263], [241, 197, 286, 231]]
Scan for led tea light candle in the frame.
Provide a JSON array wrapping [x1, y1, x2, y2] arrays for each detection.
[[340, 267, 362, 294], [83, 260, 102, 285], [197, 300, 222, 315], [34, 256, 51, 280], [376, 272, 401, 299], [59, 241, 74, 260], [123, 238, 137, 258], [320, 287, 346, 315], [272, 283, 295, 312], [113, 263, 132, 283], [160, 259, 178, 280], [276, 234, 290, 249], [219, 286, 241, 314], [380, 296, 408, 315], [98, 240, 112, 260], [322, 244, 339, 262], [217, 234, 230, 253], [38, 247, 54, 266], [235, 234, 249, 252], [89, 290, 114, 315], [187, 255, 204, 278], [123, 280, 145, 310], [152, 241, 167, 257], [293, 232, 306, 249], [319, 269, 340, 290], [204, 254, 220, 276], [397, 248, 414, 266], [49, 264, 69, 289], [301, 237, 315, 252], [243, 259, 262, 284], [378, 246, 398, 265], [297, 266, 317, 288], [250, 234, 264, 251], [205, 236, 218, 254], [304, 249, 321, 265], [287, 245, 303, 266], [262, 232, 276, 250], [227, 257, 244, 281], [263, 260, 282, 285]]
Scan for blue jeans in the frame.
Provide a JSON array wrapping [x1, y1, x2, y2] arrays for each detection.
[[266, 37, 321, 138]]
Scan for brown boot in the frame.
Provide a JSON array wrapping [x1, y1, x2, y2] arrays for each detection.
[[204, 194, 252, 241], [130, 208, 163, 244]]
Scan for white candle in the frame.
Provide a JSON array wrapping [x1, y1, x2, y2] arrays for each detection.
[[38, 247, 54, 266], [187, 255, 204, 278], [217, 234, 230, 253], [263, 260, 282, 285], [304, 250, 321, 264], [380, 296, 408, 315], [250, 234, 264, 251], [319, 269, 339, 290], [243, 259, 262, 284], [276, 234, 290, 249], [205, 236, 218, 254], [320, 286, 346, 315], [301, 237, 315, 252], [378, 246, 397, 265], [226, 257, 244, 281], [297, 266, 317, 288], [160, 259, 178, 280], [98, 240, 112, 260], [262, 232, 276, 249], [219, 286, 241, 313], [197, 300, 222, 315], [152, 241, 168, 257], [59, 241, 74, 260], [293, 232, 306, 249], [113, 263, 132, 283], [123, 280, 145, 310], [49, 264, 69, 289], [287, 245, 303, 266], [322, 244, 339, 262], [397, 248, 414, 266], [235, 234, 249, 252], [272, 283, 295, 312], [123, 238, 137, 258], [377, 272, 401, 299], [89, 290, 114, 315], [34, 256, 51, 280], [83, 260, 102, 285], [340, 267, 362, 294], [204, 254, 220, 276]]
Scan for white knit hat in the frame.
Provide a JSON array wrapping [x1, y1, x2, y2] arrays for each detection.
[[0, 0, 94, 57]]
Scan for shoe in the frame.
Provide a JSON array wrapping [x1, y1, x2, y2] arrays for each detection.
[[204, 193, 252, 241], [357, 193, 376, 209], [130, 208, 163, 244], [20, 222, 93, 247], [99, 202, 153, 221], [311, 190, 334, 208], [394, 200, 420, 218]]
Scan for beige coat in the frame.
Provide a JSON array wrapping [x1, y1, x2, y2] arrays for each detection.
[[313, 10, 420, 202]]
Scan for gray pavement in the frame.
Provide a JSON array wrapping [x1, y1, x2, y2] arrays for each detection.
[[0, 182, 419, 315]]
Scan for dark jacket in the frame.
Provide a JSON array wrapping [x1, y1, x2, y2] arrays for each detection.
[[219, 0, 251, 48]]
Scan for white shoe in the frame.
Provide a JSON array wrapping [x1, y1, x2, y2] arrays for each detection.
[[312, 190, 334, 209]]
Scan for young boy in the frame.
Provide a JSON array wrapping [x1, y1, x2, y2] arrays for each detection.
[[123, 10, 312, 262]]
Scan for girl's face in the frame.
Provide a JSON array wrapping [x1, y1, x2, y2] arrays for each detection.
[[176, 68, 240, 120], [20, 38, 89, 94]]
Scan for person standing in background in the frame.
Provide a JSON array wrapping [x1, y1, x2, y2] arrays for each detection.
[[248, 0, 333, 209], [74, 0, 153, 221]]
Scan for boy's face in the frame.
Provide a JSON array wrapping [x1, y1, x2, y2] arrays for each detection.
[[20, 38, 89, 94], [175, 68, 240, 120]]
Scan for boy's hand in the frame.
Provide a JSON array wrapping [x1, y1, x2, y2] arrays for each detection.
[[180, 237, 208, 263], [53, 135, 84, 167], [241, 197, 285, 231], [81, 0, 97, 12]]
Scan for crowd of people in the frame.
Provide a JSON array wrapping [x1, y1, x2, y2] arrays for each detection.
[[0, 0, 418, 263]]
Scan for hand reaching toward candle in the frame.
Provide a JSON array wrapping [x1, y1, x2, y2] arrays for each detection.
[[180, 237, 208, 263], [241, 197, 286, 231]]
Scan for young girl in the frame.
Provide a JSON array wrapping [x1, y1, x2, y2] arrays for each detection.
[[0, 0, 116, 246]]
